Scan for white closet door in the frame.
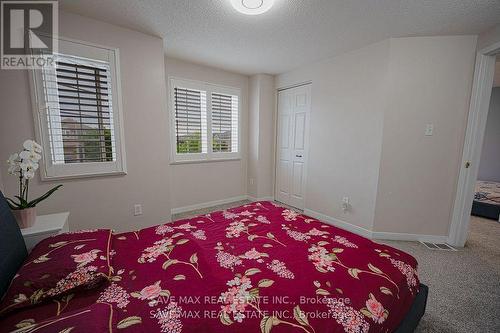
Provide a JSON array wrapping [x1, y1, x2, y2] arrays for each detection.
[[275, 84, 311, 209]]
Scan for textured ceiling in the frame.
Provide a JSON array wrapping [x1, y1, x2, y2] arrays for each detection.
[[59, 0, 500, 75]]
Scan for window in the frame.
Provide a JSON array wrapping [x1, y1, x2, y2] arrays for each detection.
[[30, 38, 126, 179], [170, 78, 240, 163]]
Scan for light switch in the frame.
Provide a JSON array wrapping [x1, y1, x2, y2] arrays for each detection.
[[425, 123, 434, 136], [134, 204, 143, 216]]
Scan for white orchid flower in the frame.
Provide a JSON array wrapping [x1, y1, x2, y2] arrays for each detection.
[[8, 163, 20, 175], [23, 140, 42, 153], [19, 159, 36, 171], [23, 169, 35, 180], [7, 153, 19, 165], [19, 150, 41, 163]]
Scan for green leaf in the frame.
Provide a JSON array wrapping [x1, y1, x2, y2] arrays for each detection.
[[380, 286, 393, 296], [176, 239, 189, 245], [189, 253, 198, 264], [249, 288, 259, 299], [5, 197, 22, 209], [348, 268, 360, 279], [220, 311, 233, 326], [368, 263, 383, 274], [26, 185, 63, 208], [173, 275, 185, 281], [360, 308, 373, 318], [260, 316, 277, 333], [293, 305, 309, 326], [332, 248, 344, 253], [266, 232, 275, 239], [258, 279, 274, 288], [58, 328, 74, 333], [15, 318, 35, 329], [245, 268, 261, 276], [117, 316, 142, 329], [162, 259, 178, 270], [315, 288, 330, 296]]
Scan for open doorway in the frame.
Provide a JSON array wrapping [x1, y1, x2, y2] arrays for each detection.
[[449, 43, 500, 247], [467, 56, 500, 247]]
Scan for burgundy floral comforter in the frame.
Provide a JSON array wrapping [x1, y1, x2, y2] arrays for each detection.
[[0, 201, 419, 333]]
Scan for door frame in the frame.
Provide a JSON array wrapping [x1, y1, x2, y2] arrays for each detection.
[[274, 82, 312, 209], [448, 41, 500, 247]]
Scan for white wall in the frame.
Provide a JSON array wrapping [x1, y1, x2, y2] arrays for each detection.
[[165, 57, 249, 210], [478, 88, 500, 182], [277, 40, 390, 231], [477, 24, 500, 50], [248, 74, 275, 200], [0, 11, 171, 232], [276, 36, 477, 237], [373, 36, 477, 236]]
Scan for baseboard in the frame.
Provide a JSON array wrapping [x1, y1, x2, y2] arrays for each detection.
[[171, 196, 248, 215], [304, 209, 373, 238], [304, 209, 448, 243], [247, 195, 275, 202], [172, 200, 448, 244], [371, 231, 449, 243]]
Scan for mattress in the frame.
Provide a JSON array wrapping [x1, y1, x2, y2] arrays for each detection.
[[0, 201, 423, 332], [474, 181, 500, 205]]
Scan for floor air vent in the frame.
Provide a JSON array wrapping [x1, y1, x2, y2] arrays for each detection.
[[420, 242, 457, 251]]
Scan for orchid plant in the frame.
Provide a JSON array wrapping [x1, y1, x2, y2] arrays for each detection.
[[6, 140, 62, 210]]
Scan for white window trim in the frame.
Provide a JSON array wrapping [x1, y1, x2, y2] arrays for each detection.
[[29, 35, 127, 180], [169, 77, 241, 164]]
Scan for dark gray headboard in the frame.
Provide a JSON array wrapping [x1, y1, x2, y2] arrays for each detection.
[[0, 191, 28, 299]]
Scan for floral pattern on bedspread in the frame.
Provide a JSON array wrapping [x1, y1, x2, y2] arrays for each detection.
[[0, 201, 419, 333]]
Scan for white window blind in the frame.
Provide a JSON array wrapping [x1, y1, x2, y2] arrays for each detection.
[[173, 87, 207, 154], [42, 56, 116, 164], [211, 93, 238, 153], [31, 38, 126, 180], [170, 79, 240, 163]]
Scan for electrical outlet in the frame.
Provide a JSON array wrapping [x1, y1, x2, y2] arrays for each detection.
[[425, 123, 434, 136], [342, 197, 350, 213], [249, 178, 254, 185], [134, 204, 143, 216]]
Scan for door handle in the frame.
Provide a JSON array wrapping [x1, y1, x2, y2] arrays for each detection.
[[296, 154, 303, 158]]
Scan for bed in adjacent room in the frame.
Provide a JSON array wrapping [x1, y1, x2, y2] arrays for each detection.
[[0, 192, 427, 333], [472, 181, 500, 221]]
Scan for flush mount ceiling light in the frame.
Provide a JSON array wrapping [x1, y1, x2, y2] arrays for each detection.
[[231, 0, 274, 15]]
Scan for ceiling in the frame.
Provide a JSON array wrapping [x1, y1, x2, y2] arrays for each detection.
[[59, 0, 500, 75]]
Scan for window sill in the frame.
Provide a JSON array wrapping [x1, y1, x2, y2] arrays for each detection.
[[170, 158, 241, 165]]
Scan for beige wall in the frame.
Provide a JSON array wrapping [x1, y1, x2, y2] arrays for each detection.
[[477, 24, 500, 50], [0, 11, 171, 232], [248, 74, 275, 199], [478, 88, 500, 182], [277, 41, 390, 231], [276, 36, 477, 237], [373, 36, 477, 235], [165, 57, 249, 209]]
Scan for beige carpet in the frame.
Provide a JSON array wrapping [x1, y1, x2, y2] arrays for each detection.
[[174, 203, 500, 332]]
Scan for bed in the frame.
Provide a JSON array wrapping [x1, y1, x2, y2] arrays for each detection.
[[472, 181, 500, 221], [0, 191, 427, 333]]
